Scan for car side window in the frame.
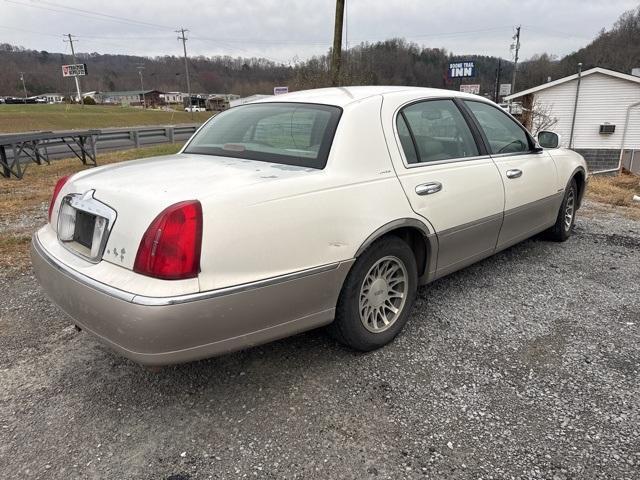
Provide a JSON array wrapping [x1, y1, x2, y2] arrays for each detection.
[[396, 99, 479, 164], [396, 114, 418, 164], [464, 101, 531, 154]]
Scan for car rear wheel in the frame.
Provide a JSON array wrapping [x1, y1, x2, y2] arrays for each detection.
[[329, 236, 418, 351], [546, 178, 577, 242]]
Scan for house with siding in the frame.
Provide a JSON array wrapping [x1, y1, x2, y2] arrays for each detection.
[[505, 67, 640, 173], [101, 90, 165, 107]]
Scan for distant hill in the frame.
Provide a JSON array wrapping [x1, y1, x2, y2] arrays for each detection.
[[1, 6, 638, 98]]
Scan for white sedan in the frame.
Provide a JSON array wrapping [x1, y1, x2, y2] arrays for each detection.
[[31, 86, 587, 366]]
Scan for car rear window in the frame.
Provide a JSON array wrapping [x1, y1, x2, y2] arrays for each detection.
[[183, 102, 342, 169]]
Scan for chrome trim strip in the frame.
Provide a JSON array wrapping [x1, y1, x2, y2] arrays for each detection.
[[490, 150, 544, 159], [33, 234, 348, 307], [436, 212, 503, 238], [355, 218, 432, 257], [502, 191, 564, 217], [402, 154, 492, 169], [134, 262, 348, 306]]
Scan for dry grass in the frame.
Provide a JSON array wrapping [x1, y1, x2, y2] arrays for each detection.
[[0, 144, 181, 272], [586, 172, 640, 215], [0, 104, 212, 133]]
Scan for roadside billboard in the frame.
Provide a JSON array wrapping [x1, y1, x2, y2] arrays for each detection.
[[499, 83, 512, 96], [62, 64, 88, 77], [460, 84, 480, 95], [448, 61, 475, 78]]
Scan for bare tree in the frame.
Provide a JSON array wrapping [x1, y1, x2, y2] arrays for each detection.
[[529, 99, 558, 135]]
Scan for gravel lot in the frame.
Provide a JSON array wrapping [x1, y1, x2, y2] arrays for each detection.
[[1, 201, 639, 479]]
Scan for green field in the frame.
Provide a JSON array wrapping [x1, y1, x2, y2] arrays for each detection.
[[0, 104, 214, 134]]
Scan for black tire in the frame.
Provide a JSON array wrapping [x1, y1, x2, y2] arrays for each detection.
[[546, 178, 578, 242], [329, 235, 418, 351]]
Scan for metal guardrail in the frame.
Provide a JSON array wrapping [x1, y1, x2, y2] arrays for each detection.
[[0, 124, 200, 179]]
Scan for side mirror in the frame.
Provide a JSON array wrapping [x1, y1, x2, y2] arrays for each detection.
[[537, 131, 560, 149]]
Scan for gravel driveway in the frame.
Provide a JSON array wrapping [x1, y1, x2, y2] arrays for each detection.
[[1, 201, 639, 480]]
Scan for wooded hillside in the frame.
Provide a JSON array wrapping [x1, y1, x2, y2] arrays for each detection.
[[1, 6, 638, 98]]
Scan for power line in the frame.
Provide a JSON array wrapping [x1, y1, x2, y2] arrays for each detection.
[[0, 24, 61, 38], [4, 0, 173, 30]]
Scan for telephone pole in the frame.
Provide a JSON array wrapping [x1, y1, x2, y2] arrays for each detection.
[[331, 0, 345, 87], [510, 26, 521, 94], [19, 72, 27, 103], [64, 34, 84, 107], [176, 28, 193, 119], [494, 58, 502, 103], [137, 65, 146, 108]]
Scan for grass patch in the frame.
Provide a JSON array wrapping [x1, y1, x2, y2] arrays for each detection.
[[0, 144, 182, 272], [0, 104, 213, 133], [585, 172, 640, 220], [587, 172, 640, 207]]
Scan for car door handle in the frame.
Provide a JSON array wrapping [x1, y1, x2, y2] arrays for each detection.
[[506, 169, 523, 179], [415, 182, 442, 195]]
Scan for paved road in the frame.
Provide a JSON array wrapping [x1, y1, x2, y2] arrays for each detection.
[[1, 202, 639, 479]]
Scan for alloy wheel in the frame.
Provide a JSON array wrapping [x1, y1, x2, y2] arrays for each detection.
[[359, 256, 408, 333], [564, 189, 575, 231]]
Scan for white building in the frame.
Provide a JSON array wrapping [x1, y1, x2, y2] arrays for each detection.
[[40, 93, 64, 104], [229, 94, 273, 108], [505, 67, 640, 172], [161, 92, 187, 104]]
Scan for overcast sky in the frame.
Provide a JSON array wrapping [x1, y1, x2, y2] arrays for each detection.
[[1, 0, 637, 64]]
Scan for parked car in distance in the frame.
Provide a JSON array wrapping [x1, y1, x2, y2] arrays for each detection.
[[31, 86, 588, 366], [184, 105, 206, 112]]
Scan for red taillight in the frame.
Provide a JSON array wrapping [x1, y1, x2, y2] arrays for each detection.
[[133, 200, 203, 280], [48, 174, 71, 223]]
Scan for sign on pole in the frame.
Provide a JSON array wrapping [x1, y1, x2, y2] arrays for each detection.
[[448, 61, 475, 78], [499, 83, 512, 96], [273, 86, 289, 95], [460, 84, 480, 95], [62, 64, 88, 77]]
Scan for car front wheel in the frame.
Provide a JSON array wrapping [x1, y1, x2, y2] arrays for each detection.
[[547, 178, 578, 242], [330, 235, 418, 351]]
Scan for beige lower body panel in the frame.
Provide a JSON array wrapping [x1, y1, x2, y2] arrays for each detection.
[[433, 213, 503, 279], [31, 237, 353, 366], [428, 192, 565, 282], [497, 192, 564, 251]]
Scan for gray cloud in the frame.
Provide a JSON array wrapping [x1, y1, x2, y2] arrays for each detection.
[[1, 0, 637, 63]]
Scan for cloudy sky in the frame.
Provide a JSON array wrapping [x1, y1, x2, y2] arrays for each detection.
[[1, 0, 637, 63]]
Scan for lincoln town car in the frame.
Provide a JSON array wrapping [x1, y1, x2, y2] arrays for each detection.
[[31, 86, 588, 365]]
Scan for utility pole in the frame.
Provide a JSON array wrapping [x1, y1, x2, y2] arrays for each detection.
[[569, 62, 582, 149], [19, 72, 27, 103], [494, 58, 502, 103], [331, 0, 345, 87], [64, 34, 84, 107], [137, 65, 146, 108], [177, 28, 193, 119], [510, 26, 521, 94]]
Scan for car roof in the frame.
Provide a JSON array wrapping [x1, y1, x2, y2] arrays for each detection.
[[255, 86, 488, 107]]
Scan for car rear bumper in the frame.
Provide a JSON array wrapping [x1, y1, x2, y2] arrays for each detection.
[[31, 234, 352, 365]]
